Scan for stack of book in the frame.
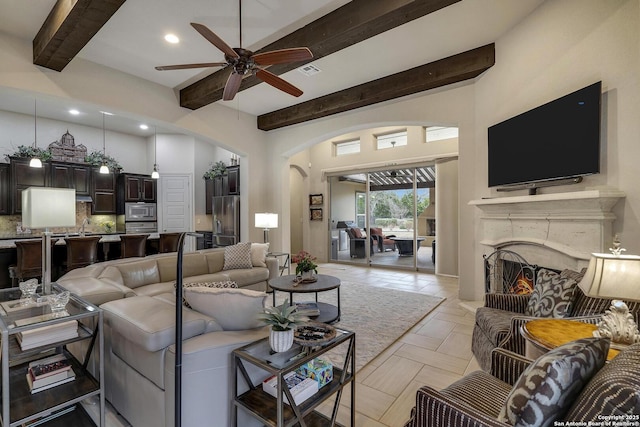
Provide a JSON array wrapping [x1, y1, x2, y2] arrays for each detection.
[[295, 301, 320, 316], [262, 371, 318, 405], [26, 354, 75, 394], [16, 320, 78, 351]]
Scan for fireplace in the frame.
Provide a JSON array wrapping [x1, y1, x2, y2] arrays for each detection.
[[483, 249, 562, 293], [470, 189, 625, 278]]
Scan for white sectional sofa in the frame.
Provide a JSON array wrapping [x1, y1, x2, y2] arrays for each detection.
[[57, 246, 277, 427]]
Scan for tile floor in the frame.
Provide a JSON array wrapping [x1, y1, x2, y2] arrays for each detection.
[[85, 262, 479, 426], [312, 262, 480, 427]]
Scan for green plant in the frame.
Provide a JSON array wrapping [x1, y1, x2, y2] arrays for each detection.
[[85, 151, 122, 171], [7, 145, 52, 162], [203, 161, 227, 179], [258, 300, 310, 331], [291, 250, 318, 276]]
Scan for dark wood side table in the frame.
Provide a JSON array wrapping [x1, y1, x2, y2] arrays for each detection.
[[269, 274, 341, 324], [521, 318, 620, 361]]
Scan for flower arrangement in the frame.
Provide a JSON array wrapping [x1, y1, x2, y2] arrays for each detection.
[[101, 220, 115, 233], [292, 250, 318, 276], [203, 161, 227, 179], [258, 299, 310, 331]]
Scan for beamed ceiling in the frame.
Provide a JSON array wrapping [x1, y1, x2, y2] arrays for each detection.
[[4, 0, 544, 130]]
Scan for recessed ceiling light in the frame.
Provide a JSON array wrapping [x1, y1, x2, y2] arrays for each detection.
[[69, 109, 80, 115], [164, 34, 179, 44], [140, 124, 149, 130]]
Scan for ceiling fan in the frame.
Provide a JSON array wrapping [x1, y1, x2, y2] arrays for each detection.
[[155, 0, 313, 101]]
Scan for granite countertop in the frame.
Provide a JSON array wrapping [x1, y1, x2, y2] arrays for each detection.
[[0, 232, 160, 249]]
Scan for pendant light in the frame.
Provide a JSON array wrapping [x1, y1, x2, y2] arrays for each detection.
[[99, 112, 109, 174], [29, 99, 42, 168], [151, 126, 159, 179]]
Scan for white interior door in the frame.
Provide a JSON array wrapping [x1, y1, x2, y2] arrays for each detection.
[[158, 174, 194, 250]]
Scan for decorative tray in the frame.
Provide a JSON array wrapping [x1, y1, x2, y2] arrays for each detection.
[[294, 322, 336, 346], [294, 276, 317, 284]]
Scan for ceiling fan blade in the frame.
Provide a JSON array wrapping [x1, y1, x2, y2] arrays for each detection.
[[190, 23, 239, 59], [255, 69, 303, 97], [223, 72, 244, 101], [155, 62, 227, 71], [253, 48, 313, 66]]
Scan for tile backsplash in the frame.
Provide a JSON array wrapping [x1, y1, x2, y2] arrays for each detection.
[[0, 203, 116, 235]]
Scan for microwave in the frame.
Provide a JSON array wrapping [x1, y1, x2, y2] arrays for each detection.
[[125, 202, 157, 221]]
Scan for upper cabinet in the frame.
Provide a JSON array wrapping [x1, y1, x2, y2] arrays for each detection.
[[205, 165, 240, 214], [92, 168, 117, 214], [9, 157, 50, 214], [50, 162, 91, 196], [117, 173, 157, 209], [0, 163, 9, 215]]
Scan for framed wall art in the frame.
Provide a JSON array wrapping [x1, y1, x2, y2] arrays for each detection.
[[309, 194, 324, 206], [310, 208, 323, 221]]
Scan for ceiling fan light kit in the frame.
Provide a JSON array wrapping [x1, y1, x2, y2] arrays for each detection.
[[155, 0, 312, 101]]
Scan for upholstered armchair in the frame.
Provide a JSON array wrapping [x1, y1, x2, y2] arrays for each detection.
[[405, 340, 640, 427], [345, 227, 375, 258], [471, 267, 640, 371], [369, 227, 396, 252]]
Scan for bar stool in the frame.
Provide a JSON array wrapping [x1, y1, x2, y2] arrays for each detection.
[[8, 239, 46, 286], [159, 233, 182, 253], [63, 236, 101, 273], [119, 234, 149, 258]]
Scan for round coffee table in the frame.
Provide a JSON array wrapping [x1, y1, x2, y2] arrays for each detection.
[[268, 274, 341, 324]]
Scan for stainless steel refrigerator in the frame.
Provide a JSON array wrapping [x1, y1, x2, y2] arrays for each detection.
[[212, 196, 240, 246]]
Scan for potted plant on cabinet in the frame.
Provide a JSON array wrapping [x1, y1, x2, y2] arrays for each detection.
[[259, 299, 310, 352]]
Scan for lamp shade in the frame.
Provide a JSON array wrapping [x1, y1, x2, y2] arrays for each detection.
[[22, 187, 76, 229], [577, 253, 640, 302], [255, 213, 278, 229]]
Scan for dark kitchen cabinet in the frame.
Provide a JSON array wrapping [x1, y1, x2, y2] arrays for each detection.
[[10, 157, 50, 214], [119, 173, 156, 203], [205, 179, 213, 214], [92, 168, 117, 214], [224, 165, 240, 195], [50, 162, 90, 195], [0, 163, 9, 215]]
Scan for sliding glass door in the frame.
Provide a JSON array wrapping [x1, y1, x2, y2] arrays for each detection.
[[328, 165, 435, 271]]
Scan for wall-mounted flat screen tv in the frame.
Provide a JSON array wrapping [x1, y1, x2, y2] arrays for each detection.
[[488, 81, 601, 188]]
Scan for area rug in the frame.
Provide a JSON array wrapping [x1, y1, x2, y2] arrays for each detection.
[[272, 281, 444, 372]]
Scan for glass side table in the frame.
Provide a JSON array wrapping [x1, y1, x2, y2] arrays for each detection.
[[232, 328, 355, 426], [0, 284, 104, 427]]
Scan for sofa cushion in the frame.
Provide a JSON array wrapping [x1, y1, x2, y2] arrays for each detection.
[[223, 242, 253, 270], [474, 307, 516, 346], [111, 259, 161, 289], [157, 253, 209, 282], [565, 342, 640, 421], [58, 277, 125, 306], [250, 243, 269, 267], [183, 288, 267, 331], [525, 268, 578, 318], [498, 337, 609, 426], [203, 249, 225, 273], [222, 267, 269, 287]]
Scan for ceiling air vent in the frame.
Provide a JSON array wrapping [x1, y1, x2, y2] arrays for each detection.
[[298, 64, 321, 76]]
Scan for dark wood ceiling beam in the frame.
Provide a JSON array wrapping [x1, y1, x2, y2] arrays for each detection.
[[258, 43, 495, 131], [179, 0, 461, 110], [33, 0, 126, 71]]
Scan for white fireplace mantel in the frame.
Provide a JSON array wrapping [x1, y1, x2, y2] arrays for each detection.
[[469, 189, 626, 270]]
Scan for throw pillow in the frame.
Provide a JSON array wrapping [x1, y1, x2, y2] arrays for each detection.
[[175, 281, 237, 308], [250, 242, 270, 268], [223, 242, 253, 270], [351, 227, 363, 239], [183, 287, 268, 331], [525, 268, 578, 317], [498, 337, 609, 427]]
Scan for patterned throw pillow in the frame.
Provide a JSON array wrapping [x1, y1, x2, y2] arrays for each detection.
[[223, 242, 253, 270], [175, 281, 237, 308], [525, 268, 578, 317], [498, 337, 609, 427]]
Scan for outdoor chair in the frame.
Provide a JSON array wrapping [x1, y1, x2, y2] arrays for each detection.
[[345, 227, 375, 258], [369, 227, 396, 252]]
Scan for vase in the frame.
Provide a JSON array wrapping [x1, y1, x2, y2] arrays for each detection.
[[270, 327, 294, 352], [302, 270, 315, 280]]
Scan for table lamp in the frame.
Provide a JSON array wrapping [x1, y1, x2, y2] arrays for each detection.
[[22, 187, 76, 294], [255, 213, 278, 244], [577, 251, 640, 347]]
